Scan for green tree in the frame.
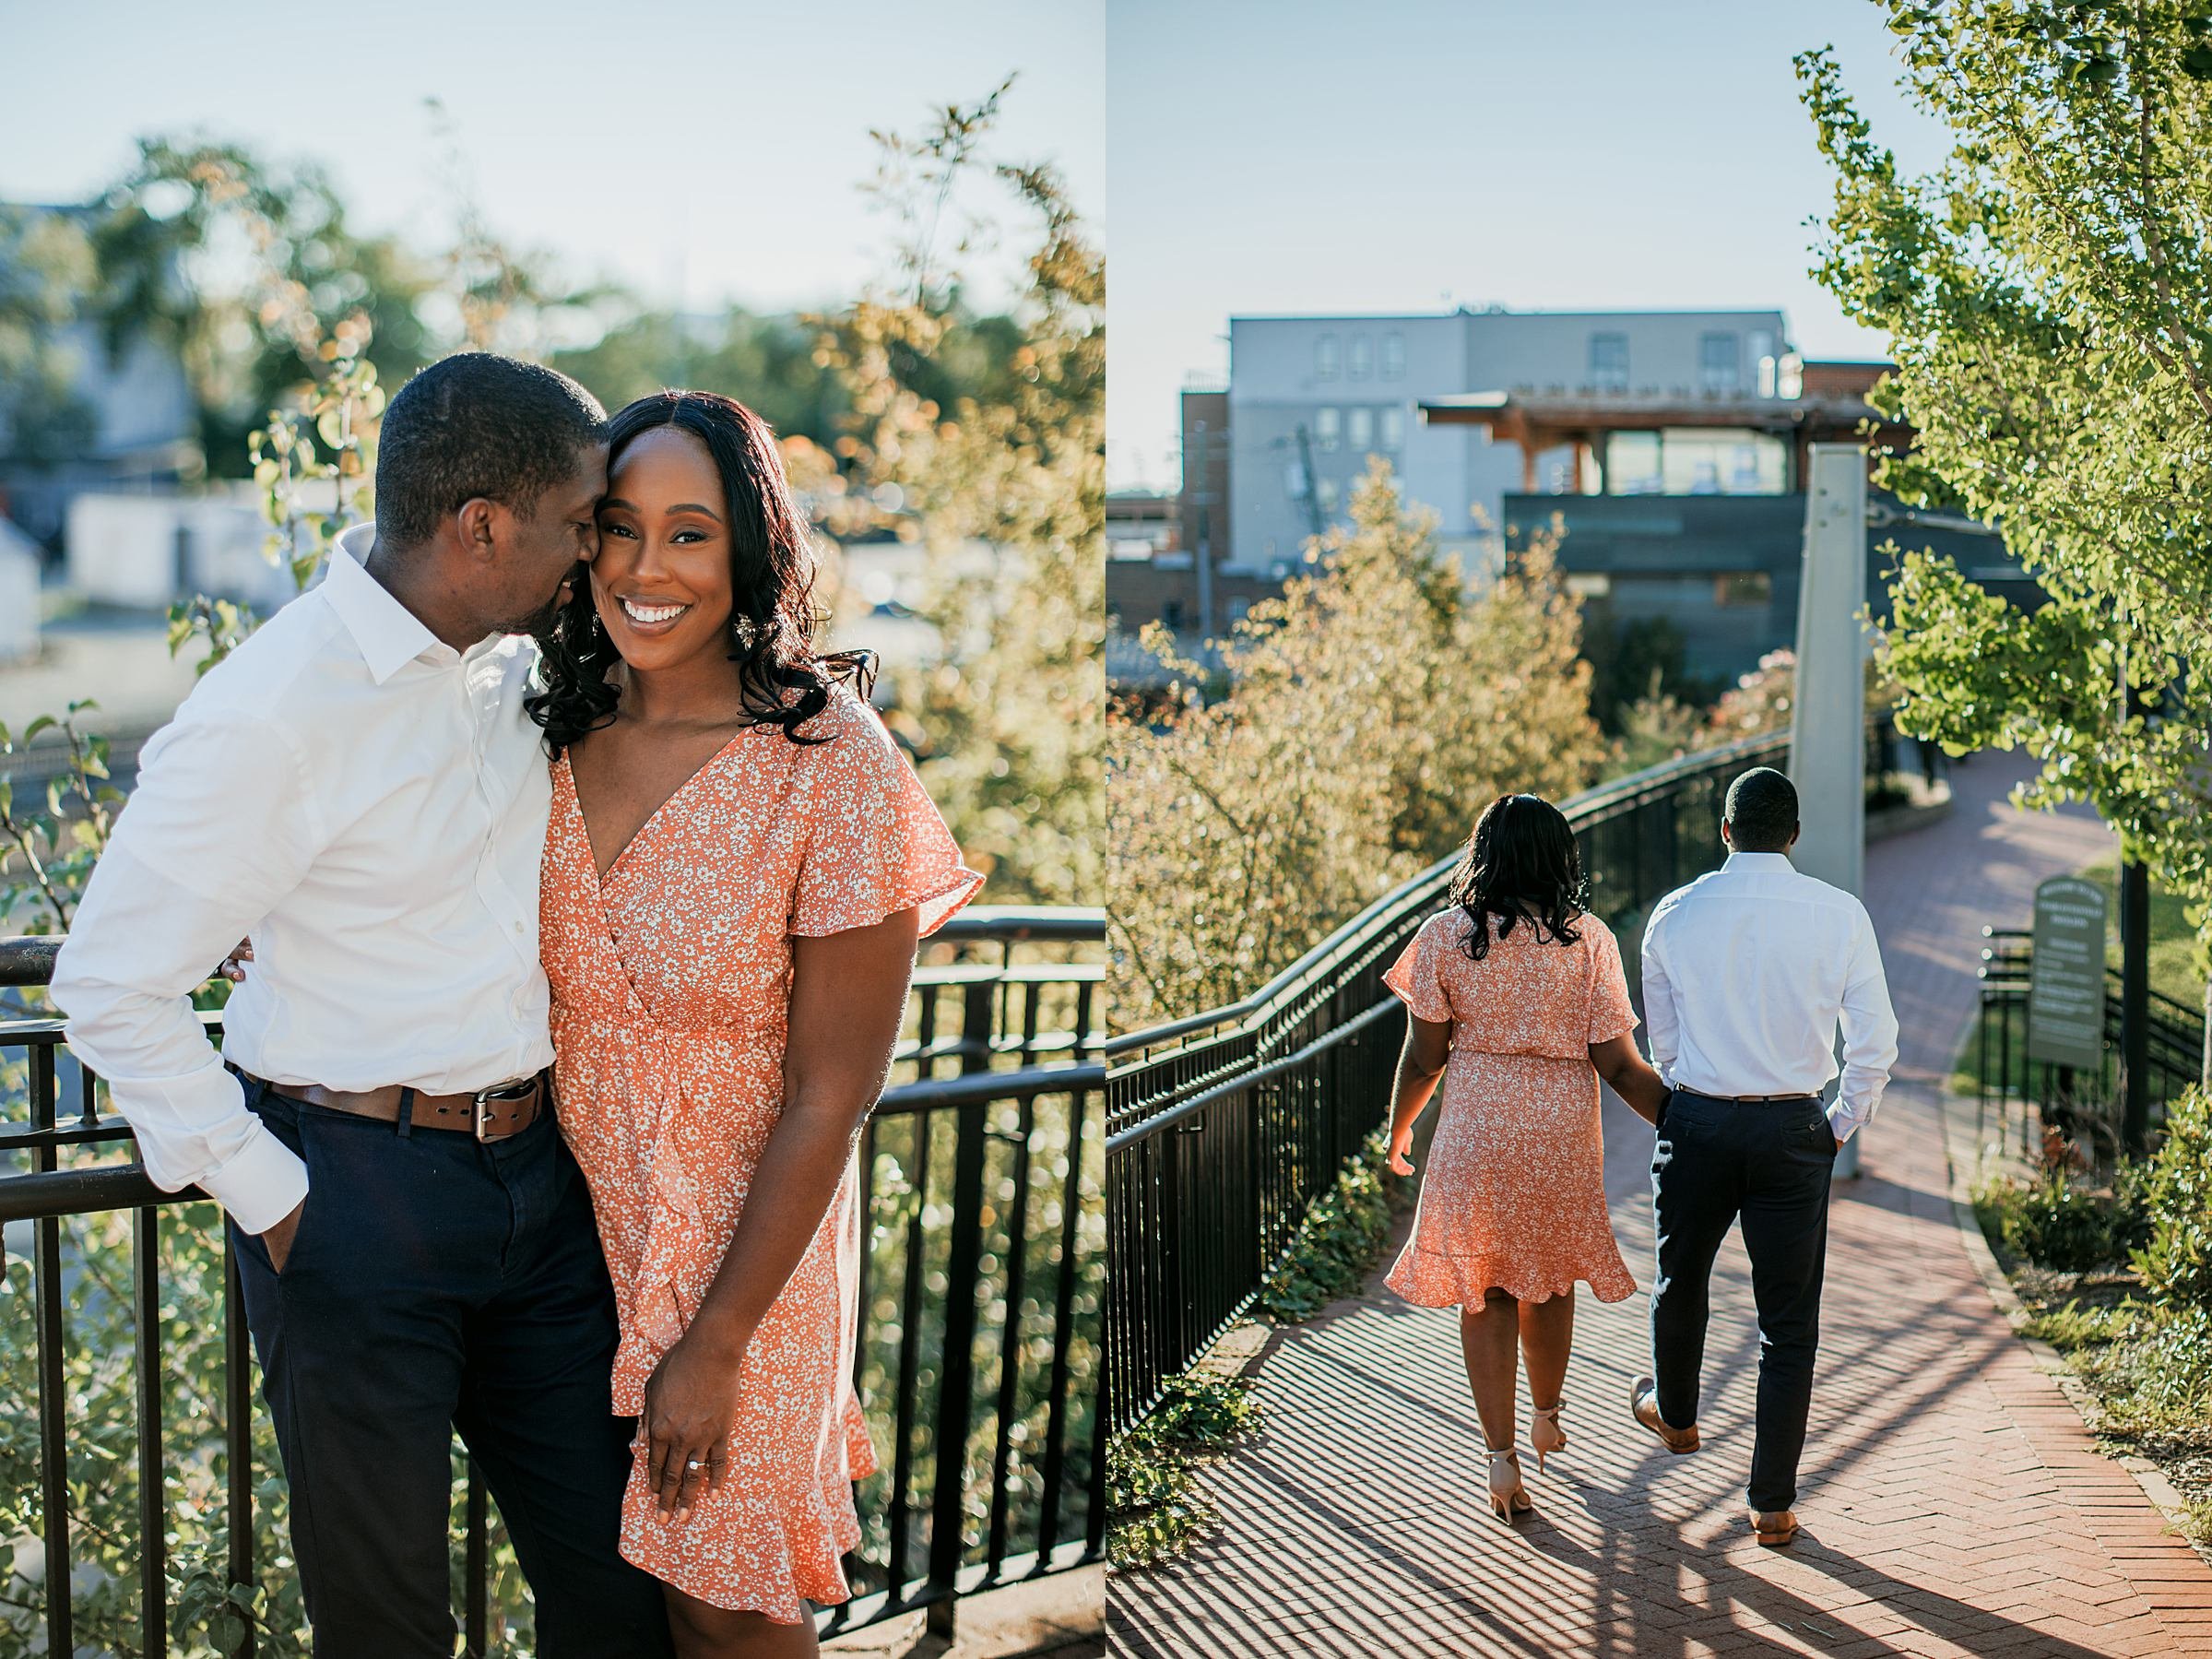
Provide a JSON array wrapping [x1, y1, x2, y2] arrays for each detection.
[[809, 80, 1103, 907], [1108, 461, 1605, 1030], [1798, 4, 2212, 1065], [0, 206, 102, 470]]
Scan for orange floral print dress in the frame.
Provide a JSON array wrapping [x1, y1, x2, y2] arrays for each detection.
[[539, 681, 983, 1621], [1381, 907, 1638, 1307]]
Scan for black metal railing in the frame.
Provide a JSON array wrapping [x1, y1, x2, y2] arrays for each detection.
[[0, 906, 1104, 1657], [1104, 732, 1791, 1434], [1974, 927, 2204, 1163]]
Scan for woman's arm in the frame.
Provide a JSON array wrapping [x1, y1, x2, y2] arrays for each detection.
[[640, 905, 922, 1521], [1590, 1034, 1669, 1125], [1386, 1013, 1452, 1175]]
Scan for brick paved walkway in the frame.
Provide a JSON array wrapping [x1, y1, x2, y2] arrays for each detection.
[[1110, 752, 2212, 1656]]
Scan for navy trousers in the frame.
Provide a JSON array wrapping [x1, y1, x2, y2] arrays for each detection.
[[1648, 1087, 1837, 1513], [227, 1074, 673, 1659]]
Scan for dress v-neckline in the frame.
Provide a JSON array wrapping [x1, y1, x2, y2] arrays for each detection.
[[563, 729, 751, 891]]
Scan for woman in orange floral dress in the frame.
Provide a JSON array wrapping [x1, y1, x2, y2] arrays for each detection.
[[527, 391, 980, 1655], [1381, 793, 1669, 1523]]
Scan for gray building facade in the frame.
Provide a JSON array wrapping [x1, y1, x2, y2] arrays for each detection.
[[1224, 307, 1790, 573]]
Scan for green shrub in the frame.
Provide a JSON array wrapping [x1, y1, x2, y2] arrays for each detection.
[[1257, 1131, 1400, 1321], [1974, 1165, 2137, 1274], [2075, 1305, 2212, 1440], [1106, 1373, 1261, 1569], [2022, 1296, 2134, 1350], [2134, 1088, 2212, 1310]]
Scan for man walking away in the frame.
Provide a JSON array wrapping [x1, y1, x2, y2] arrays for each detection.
[[1627, 766, 1899, 1547]]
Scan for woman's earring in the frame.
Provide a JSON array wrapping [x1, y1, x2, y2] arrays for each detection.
[[730, 613, 758, 648]]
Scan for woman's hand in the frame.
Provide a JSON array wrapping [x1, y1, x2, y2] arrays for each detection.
[[1389, 1124, 1416, 1177], [638, 1328, 749, 1522]]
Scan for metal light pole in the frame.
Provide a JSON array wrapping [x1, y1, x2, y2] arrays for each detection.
[[1789, 445, 1870, 1180], [2119, 650, 2152, 1155]]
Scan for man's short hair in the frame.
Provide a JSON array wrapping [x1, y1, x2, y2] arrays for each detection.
[[1725, 766, 1799, 852], [373, 353, 606, 550]]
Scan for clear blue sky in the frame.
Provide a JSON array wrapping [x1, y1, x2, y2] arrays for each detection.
[[2, 0, 1104, 317], [1106, 0, 1955, 487]]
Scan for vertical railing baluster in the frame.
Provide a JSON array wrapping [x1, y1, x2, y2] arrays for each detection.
[[224, 1233, 257, 1659], [1035, 1089, 1086, 1556], [923, 983, 996, 1634], [31, 1044, 73, 1659], [136, 1203, 166, 1653], [464, 1458, 488, 1656], [984, 1094, 1035, 1576], [886, 1110, 931, 1598]]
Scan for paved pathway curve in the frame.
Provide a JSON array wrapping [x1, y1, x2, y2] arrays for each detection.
[[1110, 752, 2212, 1656]]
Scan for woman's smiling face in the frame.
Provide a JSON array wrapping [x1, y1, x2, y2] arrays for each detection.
[[590, 423, 737, 670]]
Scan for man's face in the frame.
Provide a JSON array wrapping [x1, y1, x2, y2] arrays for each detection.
[[486, 442, 608, 637]]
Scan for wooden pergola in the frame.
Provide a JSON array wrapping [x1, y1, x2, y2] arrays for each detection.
[[1417, 387, 1910, 493]]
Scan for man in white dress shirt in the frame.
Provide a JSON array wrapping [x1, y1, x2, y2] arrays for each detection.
[[51, 354, 672, 1657], [1627, 766, 1899, 1547]]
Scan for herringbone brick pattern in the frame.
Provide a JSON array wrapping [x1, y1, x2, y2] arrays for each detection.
[[1109, 754, 2212, 1656]]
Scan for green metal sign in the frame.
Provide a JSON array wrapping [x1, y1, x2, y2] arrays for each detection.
[[2028, 874, 2109, 1071]]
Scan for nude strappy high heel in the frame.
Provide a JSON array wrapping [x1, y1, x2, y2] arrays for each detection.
[[1486, 1445, 1533, 1521], [1530, 1403, 1567, 1474]]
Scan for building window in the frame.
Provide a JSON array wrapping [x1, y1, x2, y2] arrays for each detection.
[[1316, 335, 1340, 380], [1590, 332, 1628, 392], [1699, 332, 1741, 394], [1565, 573, 1613, 598], [1605, 431, 1663, 495], [1163, 600, 1186, 631], [1714, 572, 1773, 609], [1348, 334, 1373, 378], [1347, 408, 1374, 452], [1379, 406, 1404, 451], [1661, 428, 1787, 495], [1380, 332, 1405, 378], [1314, 408, 1341, 451], [1316, 477, 1341, 512]]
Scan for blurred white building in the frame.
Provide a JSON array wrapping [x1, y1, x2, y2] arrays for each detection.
[[65, 486, 309, 613], [0, 518, 41, 661]]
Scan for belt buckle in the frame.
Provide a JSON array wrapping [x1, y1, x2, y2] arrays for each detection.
[[472, 1077, 535, 1143]]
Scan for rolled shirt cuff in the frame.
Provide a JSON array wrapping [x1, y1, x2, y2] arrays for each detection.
[[1828, 1103, 1869, 1144], [197, 1124, 310, 1235]]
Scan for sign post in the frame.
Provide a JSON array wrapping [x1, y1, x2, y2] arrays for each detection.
[[1789, 445, 1870, 1179], [2028, 873, 2109, 1073]]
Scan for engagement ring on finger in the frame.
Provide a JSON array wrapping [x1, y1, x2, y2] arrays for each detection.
[[686, 1459, 705, 1470]]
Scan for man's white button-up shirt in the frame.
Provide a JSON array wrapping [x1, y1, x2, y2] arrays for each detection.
[[50, 524, 555, 1231], [1639, 850, 1900, 1142]]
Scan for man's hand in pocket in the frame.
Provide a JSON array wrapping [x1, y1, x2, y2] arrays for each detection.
[[260, 1198, 305, 1274]]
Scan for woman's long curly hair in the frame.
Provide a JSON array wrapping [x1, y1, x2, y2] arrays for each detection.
[[1445, 793, 1588, 962], [525, 390, 872, 754]]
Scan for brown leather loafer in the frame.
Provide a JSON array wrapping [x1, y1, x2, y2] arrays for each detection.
[[1629, 1376, 1700, 1453], [1750, 1508, 1800, 1546]]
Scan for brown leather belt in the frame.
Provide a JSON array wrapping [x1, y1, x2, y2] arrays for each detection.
[[254, 1072, 549, 1142], [1679, 1088, 1821, 1104]]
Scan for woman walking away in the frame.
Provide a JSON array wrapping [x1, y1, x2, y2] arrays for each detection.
[[1381, 793, 1669, 1523]]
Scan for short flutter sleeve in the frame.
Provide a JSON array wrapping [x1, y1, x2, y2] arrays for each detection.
[[789, 690, 985, 940], [1381, 915, 1453, 1024], [1585, 918, 1639, 1046]]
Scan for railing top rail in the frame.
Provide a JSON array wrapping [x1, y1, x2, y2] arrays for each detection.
[[0, 906, 1101, 992], [1106, 730, 1789, 1064]]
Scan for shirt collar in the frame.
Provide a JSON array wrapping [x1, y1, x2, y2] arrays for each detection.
[[1721, 850, 1795, 871], [327, 523, 458, 684]]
